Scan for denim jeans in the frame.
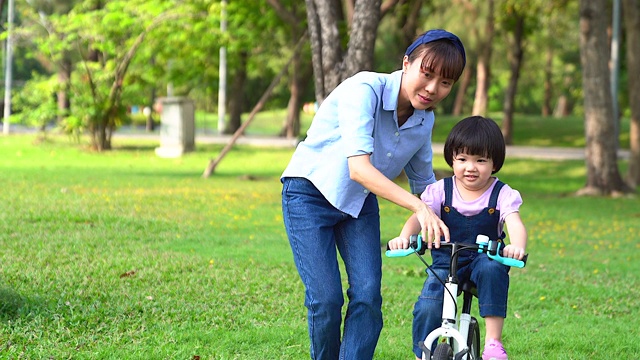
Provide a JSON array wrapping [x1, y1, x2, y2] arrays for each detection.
[[282, 177, 383, 360], [411, 254, 510, 357]]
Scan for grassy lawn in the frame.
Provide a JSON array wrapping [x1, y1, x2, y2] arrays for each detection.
[[0, 131, 638, 359]]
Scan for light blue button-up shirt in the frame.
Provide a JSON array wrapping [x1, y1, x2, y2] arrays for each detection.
[[282, 70, 436, 218]]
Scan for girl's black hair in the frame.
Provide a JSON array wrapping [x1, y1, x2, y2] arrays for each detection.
[[443, 116, 506, 174], [407, 40, 466, 81]]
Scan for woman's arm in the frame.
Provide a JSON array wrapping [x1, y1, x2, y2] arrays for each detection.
[[348, 154, 449, 247]]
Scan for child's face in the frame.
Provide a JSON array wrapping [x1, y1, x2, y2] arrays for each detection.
[[451, 152, 495, 193], [400, 55, 455, 111]]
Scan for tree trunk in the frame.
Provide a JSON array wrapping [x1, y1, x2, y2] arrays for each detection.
[[266, 1, 310, 139], [452, 65, 472, 116], [501, 13, 525, 145], [146, 87, 156, 132], [398, 0, 424, 46], [226, 51, 248, 135], [305, 0, 381, 102], [623, 0, 640, 188], [578, 0, 632, 195], [542, 47, 553, 117], [57, 57, 72, 123], [281, 45, 312, 139], [471, 0, 494, 117]]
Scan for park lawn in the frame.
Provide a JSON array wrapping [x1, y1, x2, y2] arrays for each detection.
[[0, 134, 639, 359]]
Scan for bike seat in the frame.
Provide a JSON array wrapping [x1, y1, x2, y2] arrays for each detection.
[[458, 280, 478, 297]]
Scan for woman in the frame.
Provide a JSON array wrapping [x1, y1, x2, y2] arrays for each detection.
[[281, 29, 467, 360]]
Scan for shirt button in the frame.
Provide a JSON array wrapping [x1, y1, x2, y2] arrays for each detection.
[[387, 152, 392, 157], [395, 132, 399, 136], [363, 189, 369, 194]]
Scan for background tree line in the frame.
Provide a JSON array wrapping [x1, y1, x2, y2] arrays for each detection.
[[1, 0, 638, 195]]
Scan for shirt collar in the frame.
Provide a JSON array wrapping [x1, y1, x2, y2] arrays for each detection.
[[383, 70, 427, 128]]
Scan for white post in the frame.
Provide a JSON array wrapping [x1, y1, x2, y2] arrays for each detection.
[[217, 0, 227, 134], [3, 0, 14, 135]]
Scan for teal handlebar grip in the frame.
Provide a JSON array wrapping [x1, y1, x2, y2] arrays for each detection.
[[385, 235, 422, 257], [487, 252, 526, 268], [478, 236, 526, 268]]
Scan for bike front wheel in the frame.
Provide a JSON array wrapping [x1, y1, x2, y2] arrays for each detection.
[[432, 342, 453, 360], [467, 317, 481, 359]]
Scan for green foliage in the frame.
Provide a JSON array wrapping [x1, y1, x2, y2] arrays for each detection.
[[11, 74, 59, 129], [0, 135, 638, 359]]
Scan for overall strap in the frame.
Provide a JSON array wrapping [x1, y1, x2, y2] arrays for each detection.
[[488, 180, 505, 209], [443, 177, 454, 207]]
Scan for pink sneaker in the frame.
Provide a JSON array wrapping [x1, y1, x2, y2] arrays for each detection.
[[482, 339, 508, 360]]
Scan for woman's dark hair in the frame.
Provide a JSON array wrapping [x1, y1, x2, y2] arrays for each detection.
[[407, 40, 466, 81], [443, 116, 506, 174]]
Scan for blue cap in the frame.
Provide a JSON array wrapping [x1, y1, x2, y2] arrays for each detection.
[[405, 29, 466, 67]]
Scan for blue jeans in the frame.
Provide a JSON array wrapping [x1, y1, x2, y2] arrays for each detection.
[[412, 255, 510, 357], [282, 177, 383, 360]]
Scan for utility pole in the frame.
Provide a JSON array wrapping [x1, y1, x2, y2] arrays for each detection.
[[3, 0, 14, 135], [217, 0, 227, 134]]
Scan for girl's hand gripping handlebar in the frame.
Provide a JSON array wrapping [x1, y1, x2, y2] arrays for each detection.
[[386, 234, 528, 269]]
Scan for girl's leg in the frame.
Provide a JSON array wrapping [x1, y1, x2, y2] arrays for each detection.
[[335, 192, 383, 360], [282, 177, 346, 360], [470, 255, 510, 341], [484, 316, 505, 342]]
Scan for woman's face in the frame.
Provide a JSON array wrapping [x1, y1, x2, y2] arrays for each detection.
[[399, 55, 455, 111]]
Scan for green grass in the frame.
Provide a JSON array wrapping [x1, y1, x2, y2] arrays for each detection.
[[1, 134, 638, 359]]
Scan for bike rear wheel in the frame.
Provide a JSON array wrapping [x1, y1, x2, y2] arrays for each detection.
[[467, 317, 481, 359], [432, 342, 453, 360]]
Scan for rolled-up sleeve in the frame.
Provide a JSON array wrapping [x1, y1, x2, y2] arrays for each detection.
[[338, 81, 377, 157], [404, 141, 436, 195]]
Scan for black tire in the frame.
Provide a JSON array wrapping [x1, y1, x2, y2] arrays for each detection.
[[467, 317, 481, 359], [432, 343, 453, 360]]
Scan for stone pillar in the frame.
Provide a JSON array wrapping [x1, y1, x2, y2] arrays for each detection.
[[155, 97, 195, 158]]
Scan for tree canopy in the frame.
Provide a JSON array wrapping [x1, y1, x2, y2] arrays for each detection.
[[2, 0, 638, 193]]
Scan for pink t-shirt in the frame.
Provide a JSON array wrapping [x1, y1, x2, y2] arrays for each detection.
[[420, 176, 523, 235]]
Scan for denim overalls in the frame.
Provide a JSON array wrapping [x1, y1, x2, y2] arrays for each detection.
[[411, 177, 511, 357]]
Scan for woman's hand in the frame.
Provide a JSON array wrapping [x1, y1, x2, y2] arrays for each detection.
[[415, 205, 449, 249]]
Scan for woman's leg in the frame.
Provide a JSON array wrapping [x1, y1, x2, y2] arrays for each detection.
[[335, 193, 383, 360], [282, 177, 346, 360]]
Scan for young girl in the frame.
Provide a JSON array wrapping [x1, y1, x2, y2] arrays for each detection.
[[281, 29, 466, 359], [388, 116, 528, 360]]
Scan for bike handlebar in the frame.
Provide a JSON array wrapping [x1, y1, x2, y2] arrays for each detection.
[[385, 234, 527, 269]]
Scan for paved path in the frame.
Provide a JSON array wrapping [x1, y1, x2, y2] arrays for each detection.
[[4, 124, 630, 161], [118, 133, 628, 161]]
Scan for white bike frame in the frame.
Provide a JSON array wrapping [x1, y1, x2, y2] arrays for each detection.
[[420, 279, 472, 360]]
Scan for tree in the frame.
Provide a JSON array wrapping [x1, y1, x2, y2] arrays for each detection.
[[499, 2, 526, 145], [623, 0, 640, 187], [470, 0, 494, 117], [578, 0, 633, 195], [266, 0, 312, 139], [305, 0, 382, 102]]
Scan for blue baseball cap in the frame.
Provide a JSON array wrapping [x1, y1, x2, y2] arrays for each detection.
[[405, 29, 466, 67]]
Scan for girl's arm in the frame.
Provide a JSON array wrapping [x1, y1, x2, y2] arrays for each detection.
[[502, 212, 528, 260], [387, 214, 422, 250], [348, 154, 449, 246]]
